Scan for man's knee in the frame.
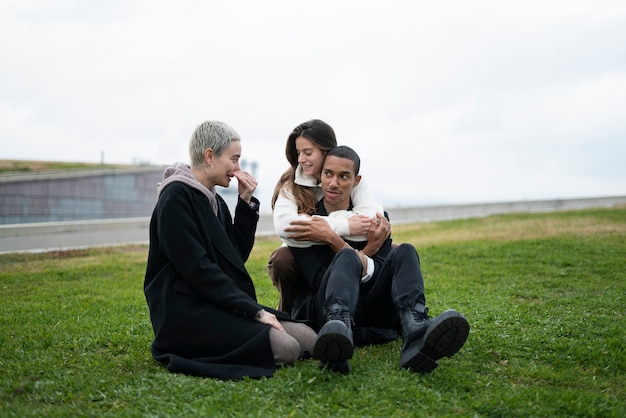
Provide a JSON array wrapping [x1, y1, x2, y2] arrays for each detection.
[[391, 243, 421, 262]]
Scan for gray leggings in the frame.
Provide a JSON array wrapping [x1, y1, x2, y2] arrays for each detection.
[[269, 321, 317, 365]]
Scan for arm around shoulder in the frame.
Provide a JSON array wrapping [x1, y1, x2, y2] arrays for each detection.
[[350, 176, 383, 216]]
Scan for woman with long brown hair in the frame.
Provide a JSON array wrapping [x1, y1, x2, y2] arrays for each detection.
[[268, 119, 384, 315]]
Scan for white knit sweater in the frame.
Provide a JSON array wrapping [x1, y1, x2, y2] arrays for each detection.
[[272, 164, 384, 248]]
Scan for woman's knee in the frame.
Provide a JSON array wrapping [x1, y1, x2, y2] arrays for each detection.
[[282, 321, 317, 358], [267, 246, 297, 282], [269, 327, 301, 365]]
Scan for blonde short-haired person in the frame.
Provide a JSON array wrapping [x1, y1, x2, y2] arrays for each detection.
[[144, 120, 316, 380]]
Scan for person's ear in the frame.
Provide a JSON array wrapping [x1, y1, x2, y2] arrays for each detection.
[[204, 148, 214, 163], [354, 174, 362, 187]]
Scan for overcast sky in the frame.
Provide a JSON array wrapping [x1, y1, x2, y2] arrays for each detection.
[[1, 0, 625, 211]]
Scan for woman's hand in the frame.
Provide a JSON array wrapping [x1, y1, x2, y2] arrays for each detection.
[[348, 214, 373, 236], [255, 309, 285, 332], [233, 170, 258, 204]]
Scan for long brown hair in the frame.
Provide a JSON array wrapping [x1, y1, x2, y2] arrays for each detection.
[[271, 119, 337, 215]]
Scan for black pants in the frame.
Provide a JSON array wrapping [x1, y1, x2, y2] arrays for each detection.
[[315, 243, 427, 331]]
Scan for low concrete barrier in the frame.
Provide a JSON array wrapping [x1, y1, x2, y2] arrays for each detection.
[[386, 195, 626, 224], [0, 217, 152, 253], [1, 196, 624, 253]]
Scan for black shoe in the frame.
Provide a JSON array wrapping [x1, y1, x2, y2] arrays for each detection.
[[313, 304, 354, 371], [400, 306, 432, 352], [319, 359, 351, 374], [400, 309, 470, 373]]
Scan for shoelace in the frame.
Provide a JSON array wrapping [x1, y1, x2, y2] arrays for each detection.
[[328, 309, 352, 327], [410, 307, 430, 322]]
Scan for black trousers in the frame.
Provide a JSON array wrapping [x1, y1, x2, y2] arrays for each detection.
[[315, 243, 427, 331]]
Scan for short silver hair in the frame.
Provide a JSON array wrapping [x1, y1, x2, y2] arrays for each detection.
[[189, 121, 241, 168]]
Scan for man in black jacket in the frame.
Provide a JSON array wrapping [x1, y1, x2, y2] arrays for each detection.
[[284, 145, 470, 374]]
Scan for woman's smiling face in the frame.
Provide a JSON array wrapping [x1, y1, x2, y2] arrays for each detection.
[[207, 140, 242, 189], [295, 136, 325, 182]]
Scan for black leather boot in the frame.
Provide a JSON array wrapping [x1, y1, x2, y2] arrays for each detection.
[[400, 305, 432, 352], [400, 306, 470, 373], [314, 303, 354, 374]]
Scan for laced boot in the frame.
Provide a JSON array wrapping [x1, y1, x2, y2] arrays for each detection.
[[399, 306, 470, 373], [314, 303, 354, 374], [400, 305, 432, 352]]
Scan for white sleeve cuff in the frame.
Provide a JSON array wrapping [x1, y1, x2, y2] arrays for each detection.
[[361, 256, 375, 283]]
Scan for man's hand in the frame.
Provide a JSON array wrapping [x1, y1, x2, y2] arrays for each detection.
[[285, 217, 334, 243], [285, 217, 348, 252], [362, 212, 391, 256], [233, 170, 258, 203], [348, 214, 373, 236]]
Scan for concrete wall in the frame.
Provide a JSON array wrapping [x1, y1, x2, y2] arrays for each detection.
[[385, 195, 626, 223], [0, 167, 165, 224], [1, 195, 624, 253]]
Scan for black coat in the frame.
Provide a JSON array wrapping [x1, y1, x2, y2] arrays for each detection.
[[144, 181, 284, 380]]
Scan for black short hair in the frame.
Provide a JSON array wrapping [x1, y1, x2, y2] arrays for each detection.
[[326, 145, 360, 175]]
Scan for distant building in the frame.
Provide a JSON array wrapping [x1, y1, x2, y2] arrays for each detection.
[[0, 160, 259, 225], [0, 166, 164, 225]]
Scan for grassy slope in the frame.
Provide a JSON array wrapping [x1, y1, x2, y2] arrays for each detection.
[[0, 160, 136, 174], [1, 208, 624, 417]]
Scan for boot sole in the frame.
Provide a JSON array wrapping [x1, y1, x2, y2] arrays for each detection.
[[400, 310, 470, 373], [313, 320, 354, 362], [319, 359, 351, 374]]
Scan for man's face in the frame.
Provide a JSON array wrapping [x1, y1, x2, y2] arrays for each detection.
[[321, 155, 361, 211]]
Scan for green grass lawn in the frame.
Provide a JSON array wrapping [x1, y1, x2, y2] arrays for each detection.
[[1, 207, 625, 417]]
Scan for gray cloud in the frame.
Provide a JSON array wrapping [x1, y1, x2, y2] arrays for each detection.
[[1, 0, 625, 210]]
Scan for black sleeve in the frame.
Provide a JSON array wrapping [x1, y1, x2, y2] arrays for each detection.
[[156, 186, 261, 319], [230, 196, 260, 262]]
